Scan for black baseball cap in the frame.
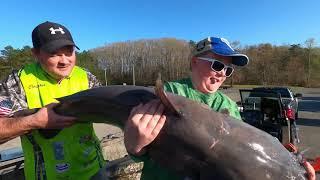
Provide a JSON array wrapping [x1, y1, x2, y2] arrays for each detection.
[[32, 21, 79, 53]]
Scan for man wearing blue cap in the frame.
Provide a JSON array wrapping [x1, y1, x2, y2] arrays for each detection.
[[124, 36, 249, 179], [124, 37, 316, 180]]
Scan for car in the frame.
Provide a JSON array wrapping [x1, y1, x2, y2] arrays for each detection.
[[251, 87, 302, 120], [238, 87, 302, 145]]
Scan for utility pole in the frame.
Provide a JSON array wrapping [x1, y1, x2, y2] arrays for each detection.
[[132, 63, 135, 86], [104, 68, 108, 86], [305, 38, 315, 87], [308, 50, 311, 87]]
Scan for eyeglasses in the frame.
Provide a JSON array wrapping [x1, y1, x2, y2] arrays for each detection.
[[197, 57, 234, 77]]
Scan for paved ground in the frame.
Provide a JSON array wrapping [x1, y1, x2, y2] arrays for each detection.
[[294, 88, 320, 160]]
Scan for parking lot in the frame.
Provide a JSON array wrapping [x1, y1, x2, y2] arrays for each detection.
[[295, 89, 320, 160]]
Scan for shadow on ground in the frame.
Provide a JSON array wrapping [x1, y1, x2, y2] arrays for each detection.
[[297, 118, 320, 127], [299, 97, 320, 112]]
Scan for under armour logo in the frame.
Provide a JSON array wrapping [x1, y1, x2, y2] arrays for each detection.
[[49, 27, 65, 35]]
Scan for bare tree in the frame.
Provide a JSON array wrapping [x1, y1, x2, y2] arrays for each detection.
[[88, 38, 320, 87]]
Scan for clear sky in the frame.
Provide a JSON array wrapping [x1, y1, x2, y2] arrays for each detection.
[[1, 0, 320, 51]]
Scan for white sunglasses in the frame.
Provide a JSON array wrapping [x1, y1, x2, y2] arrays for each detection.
[[197, 57, 234, 77]]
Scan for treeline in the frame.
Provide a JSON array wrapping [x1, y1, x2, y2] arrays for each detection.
[[0, 38, 319, 87], [92, 38, 191, 85], [238, 40, 320, 87]]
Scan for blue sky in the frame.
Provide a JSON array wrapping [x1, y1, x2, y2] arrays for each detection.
[[1, 0, 320, 51]]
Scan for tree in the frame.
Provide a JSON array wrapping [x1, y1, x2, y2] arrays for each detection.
[[76, 50, 104, 83]]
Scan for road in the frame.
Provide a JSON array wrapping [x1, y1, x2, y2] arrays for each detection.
[[295, 88, 320, 160]]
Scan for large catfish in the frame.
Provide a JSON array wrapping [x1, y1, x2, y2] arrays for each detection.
[[14, 81, 308, 180]]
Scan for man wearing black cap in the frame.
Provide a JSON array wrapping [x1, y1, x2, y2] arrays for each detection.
[[0, 21, 104, 180], [123, 37, 315, 180]]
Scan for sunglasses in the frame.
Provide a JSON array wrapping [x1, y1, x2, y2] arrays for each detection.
[[197, 57, 234, 77]]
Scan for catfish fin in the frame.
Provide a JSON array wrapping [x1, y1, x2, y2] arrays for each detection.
[[155, 73, 180, 116]]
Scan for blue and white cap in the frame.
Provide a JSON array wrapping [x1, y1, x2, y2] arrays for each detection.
[[194, 37, 249, 66]]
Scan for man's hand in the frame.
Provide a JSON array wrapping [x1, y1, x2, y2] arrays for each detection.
[[124, 100, 166, 156], [304, 161, 316, 180], [31, 103, 76, 129]]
